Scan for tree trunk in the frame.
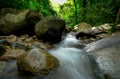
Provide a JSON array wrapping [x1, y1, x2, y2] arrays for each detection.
[[115, 8, 120, 28]]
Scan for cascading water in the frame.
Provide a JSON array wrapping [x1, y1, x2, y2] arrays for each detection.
[[0, 33, 104, 79], [44, 33, 104, 79]]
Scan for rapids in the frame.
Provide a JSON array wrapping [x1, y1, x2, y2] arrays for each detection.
[[45, 33, 104, 79], [0, 33, 104, 79]]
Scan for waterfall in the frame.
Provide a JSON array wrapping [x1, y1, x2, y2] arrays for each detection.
[[44, 33, 103, 79]]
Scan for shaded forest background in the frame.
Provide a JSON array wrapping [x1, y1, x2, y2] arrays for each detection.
[[0, 0, 120, 27]]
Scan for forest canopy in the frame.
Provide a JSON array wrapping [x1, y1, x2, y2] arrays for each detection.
[[0, 0, 119, 27]]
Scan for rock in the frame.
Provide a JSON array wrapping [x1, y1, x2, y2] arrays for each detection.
[[96, 33, 110, 39], [98, 23, 112, 30], [76, 31, 98, 39], [88, 45, 120, 79], [6, 35, 17, 43], [0, 45, 6, 57], [0, 39, 7, 45], [34, 16, 66, 43], [31, 41, 52, 50], [73, 22, 92, 32], [19, 34, 29, 41], [0, 49, 25, 60], [85, 35, 120, 52], [92, 23, 112, 34], [17, 49, 59, 75], [0, 8, 42, 35], [11, 41, 25, 49], [112, 31, 120, 36], [91, 27, 103, 34]]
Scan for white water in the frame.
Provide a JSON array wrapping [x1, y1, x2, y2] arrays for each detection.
[[0, 33, 104, 79], [44, 33, 103, 79]]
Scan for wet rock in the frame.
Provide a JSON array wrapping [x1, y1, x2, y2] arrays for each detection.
[[85, 35, 120, 79], [31, 41, 52, 50], [76, 31, 98, 39], [0, 45, 6, 57], [6, 35, 17, 43], [0, 39, 7, 45], [17, 49, 59, 75], [112, 31, 120, 36], [97, 23, 112, 32], [11, 41, 25, 49], [19, 34, 29, 41], [24, 37, 33, 43], [0, 49, 25, 60], [34, 16, 66, 43], [96, 33, 110, 39], [88, 45, 120, 79], [73, 22, 92, 32], [0, 8, 42, 35], [85, 35, 120, 52]]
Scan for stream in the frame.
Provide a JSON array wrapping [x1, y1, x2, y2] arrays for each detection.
[[0, 33, 104, 79]]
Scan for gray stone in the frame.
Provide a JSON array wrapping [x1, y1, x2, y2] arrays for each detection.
[[85, 35, 120, 52], [88, 45, 120, 79], [17, 49, 59, 75]]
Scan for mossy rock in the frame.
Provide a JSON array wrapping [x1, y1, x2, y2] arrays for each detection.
[[0, 8, 42, 35], [17, 49, 59, 75], [34, 16, 66, 43]]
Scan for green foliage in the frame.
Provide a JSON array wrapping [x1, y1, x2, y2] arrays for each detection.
[[0, 0, 119, 27], [29, 1, 37, 10], [84, 0, 118, 26], [0, 0, 56, 16], [50, 0, 120, 27]]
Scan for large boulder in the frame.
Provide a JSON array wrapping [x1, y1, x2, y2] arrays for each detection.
[[17, 49, 59, 75], [85, 35, 120, 79], [88, 45, 120, 79], [0, 8, 42, 35], [34, 16, 66, 43], [85, 35, 120, 52]]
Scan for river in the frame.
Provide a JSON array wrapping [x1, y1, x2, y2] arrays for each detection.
[[0, 33, 104, 79]]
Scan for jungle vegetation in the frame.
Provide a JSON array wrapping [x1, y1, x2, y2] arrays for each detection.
[[0, 0, 120, 27]]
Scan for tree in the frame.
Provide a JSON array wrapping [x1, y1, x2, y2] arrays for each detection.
[[0, 0, 56, 16]]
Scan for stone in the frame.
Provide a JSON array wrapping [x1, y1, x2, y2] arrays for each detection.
[[85, 35, 120, 52], [34, 16, 65, 43], [17, 49, 59, 75], [88, 45, 120, 79], [73, 22, 92, 32], [6, 35, 17, 43], [0, 8, 42, 35], [0, 45, 6, 57], [31, 41, 52, 50], [0, 49, 25, 60]]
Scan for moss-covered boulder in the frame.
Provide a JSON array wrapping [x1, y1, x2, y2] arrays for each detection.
[[74, 22, 92, 32], [0, 8, 42, 35], [17, 49, 59, 75], [34, 16, 66, 43]]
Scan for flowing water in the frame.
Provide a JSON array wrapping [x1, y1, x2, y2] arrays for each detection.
[[44, 33, 103, 79], [0, 33, 104, 79]]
